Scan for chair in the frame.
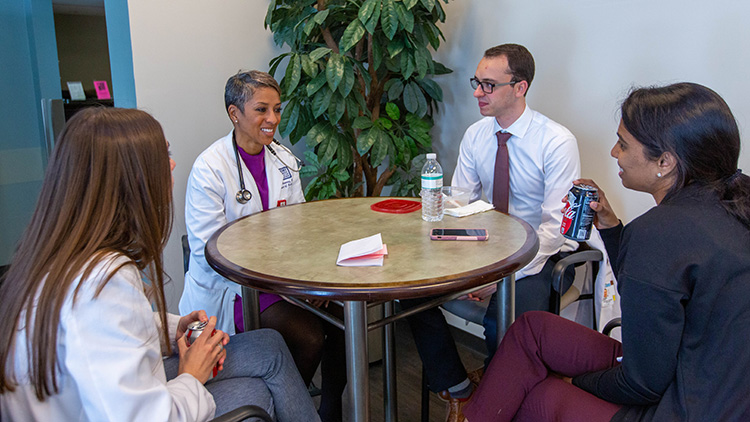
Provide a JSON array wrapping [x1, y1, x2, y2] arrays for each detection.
[[208, 405, 274, 422], [419, 242, 603, 421]]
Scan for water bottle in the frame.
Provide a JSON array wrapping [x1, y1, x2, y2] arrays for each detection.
[[421, 153, 444, 222]]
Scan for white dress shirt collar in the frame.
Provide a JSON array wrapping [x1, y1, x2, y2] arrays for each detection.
[[493, 105, 532, 139]]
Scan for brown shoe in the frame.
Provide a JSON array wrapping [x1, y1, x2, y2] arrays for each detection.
[[445, 390, 474, 422], [438, 368, 483, 402]]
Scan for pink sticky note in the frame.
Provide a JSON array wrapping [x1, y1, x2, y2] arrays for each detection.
[[94, 81, 111, 100]]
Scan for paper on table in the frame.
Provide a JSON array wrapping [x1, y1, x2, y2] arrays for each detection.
[[443, 200, 494, 217], [337, 233, 388, 266]]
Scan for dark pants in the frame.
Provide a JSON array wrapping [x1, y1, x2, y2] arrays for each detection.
[[464, 312, 623, 422], [402, 255, 575, 392]]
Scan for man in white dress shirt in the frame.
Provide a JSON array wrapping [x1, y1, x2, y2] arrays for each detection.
[[403, 44, 581, 422]]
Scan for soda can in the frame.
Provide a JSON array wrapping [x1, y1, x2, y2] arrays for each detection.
[[561, 184, 599, 241], [184, 320, 209, 347], [184, 320, 220, 378]]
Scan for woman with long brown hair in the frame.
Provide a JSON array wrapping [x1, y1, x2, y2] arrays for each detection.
[[0, 107, 319, 421]]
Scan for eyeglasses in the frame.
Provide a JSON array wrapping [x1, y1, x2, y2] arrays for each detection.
[[470, 76, 518, 94]]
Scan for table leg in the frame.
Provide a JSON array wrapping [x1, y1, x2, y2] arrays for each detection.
[[495, 273, 516, 347], [241, 286, 261, 331], [383, 301, 398, 422], [344, 301, 369, 422]]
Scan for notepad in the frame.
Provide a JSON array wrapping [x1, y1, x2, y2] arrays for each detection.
[[336, 233, 388, 267]]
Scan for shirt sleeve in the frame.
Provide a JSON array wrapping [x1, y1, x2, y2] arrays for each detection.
[[452, 130, 484, 203], [516, 133, 580, 279], [65, 260, 216, 422]]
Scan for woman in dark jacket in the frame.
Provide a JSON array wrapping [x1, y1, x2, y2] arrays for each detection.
[[463, 82, 750, 422]]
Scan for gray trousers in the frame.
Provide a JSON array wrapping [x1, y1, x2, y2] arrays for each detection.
[[165, 328, 320, 422]]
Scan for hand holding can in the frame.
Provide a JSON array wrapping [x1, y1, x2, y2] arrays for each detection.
[[184, 319, 223, 379]]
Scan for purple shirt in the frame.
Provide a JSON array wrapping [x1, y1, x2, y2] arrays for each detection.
[[233, 145, 283, 332], [237, 145, 269, 211]]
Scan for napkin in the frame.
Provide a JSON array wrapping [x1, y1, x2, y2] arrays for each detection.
[[443, 200, 495, 217], [337, 233, 388, 266]]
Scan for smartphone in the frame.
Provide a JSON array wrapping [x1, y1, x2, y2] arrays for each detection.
[[430, 228, 489, 241]]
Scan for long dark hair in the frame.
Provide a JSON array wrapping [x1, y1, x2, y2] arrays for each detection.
[[621, 82, 750, 228], [0, 107, 174, 399]]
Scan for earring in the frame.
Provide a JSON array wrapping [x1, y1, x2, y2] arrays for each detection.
[[657, 172, 662, 178]]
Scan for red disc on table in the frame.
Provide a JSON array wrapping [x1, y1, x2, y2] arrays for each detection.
[[370, 199, 422, 214]]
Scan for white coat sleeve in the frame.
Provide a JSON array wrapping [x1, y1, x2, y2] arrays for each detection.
[[64, 261, 215, 422], [515, 133, 580, 279], [185, 157, 232, 278]]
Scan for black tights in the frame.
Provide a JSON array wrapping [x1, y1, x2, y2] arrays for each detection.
[[260, 301, 346, 422]]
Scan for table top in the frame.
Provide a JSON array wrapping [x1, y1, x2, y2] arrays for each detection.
[[206, 197, 539, 301]]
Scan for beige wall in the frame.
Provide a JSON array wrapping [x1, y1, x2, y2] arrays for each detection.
[[127, 0, 750, 312]]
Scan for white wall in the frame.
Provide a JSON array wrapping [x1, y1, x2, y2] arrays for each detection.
[[127, 0, 283, 309], [127, 0, 750, 312]]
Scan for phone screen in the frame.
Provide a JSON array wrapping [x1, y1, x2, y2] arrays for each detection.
[[432, 229, 486, 237]]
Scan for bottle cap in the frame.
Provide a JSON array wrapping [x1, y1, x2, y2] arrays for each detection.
[[426, 153, 436, 159]]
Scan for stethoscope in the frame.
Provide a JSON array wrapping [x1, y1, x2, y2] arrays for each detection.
[[233, 135, 304, 204]]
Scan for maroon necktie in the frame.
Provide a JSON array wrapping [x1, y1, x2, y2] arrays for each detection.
[[493, 131, 512, 213]]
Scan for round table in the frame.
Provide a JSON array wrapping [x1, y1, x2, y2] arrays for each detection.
[[206, 197, 538, 422]]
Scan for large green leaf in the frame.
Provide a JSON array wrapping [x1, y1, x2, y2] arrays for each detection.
[[419, 0, 435, 12], [377, 117, 393, 130], [403, 0, 418, 10], [339, 60, 355, 97], [403, 81, 419, 113], [313, 9, 329, 24], [352, 116, 373, 130], [387, 37, 405, 58], [318, 136, 338, 167], [312, 86, 333, 118], [284, 54, 302, 97], [309, 47, 332, 62], [364, 0, 382, 33], [328, 93, 346, 125], [370, 130, 391, 166], [326, 53, 345, 92], [400, 52, 415, 79], [301, 54, 318, 77], [380, 0, 398, 40], [356, 127, 378, 154], [305, 122, 330, 147], [386, 102, 400, 120], [386, 79, 404, 101], [395, 2, 414, 33], [264, 0, 277, 28], [418, 78, 442, 102], [358, 0, 378, 24], [307, 71, 327, 97], [339, 19, 365, 53], [337, 136, 353, 169], [278, 99, 299, 137], [268, 52, 290, 78]]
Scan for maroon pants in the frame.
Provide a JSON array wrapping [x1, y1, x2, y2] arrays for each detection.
[[464, 311, 623, 422]]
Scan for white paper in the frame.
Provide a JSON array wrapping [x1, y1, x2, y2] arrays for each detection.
[[336, 233, 388, 266], [67, 81, 86, 101], [443, 200, 495, 217]]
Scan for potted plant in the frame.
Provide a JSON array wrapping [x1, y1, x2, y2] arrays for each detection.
[[264, 0, 452, 199]]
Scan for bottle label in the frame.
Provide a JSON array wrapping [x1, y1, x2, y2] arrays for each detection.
[[421, 174, 443, 189]]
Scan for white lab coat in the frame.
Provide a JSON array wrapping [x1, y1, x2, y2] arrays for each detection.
[[179, 131, 305, 334], [0, 255, 215, 422]]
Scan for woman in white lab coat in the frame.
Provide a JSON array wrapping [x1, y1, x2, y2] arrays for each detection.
[[0, 108, 319, 421], [180, 70, 346, 422]]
